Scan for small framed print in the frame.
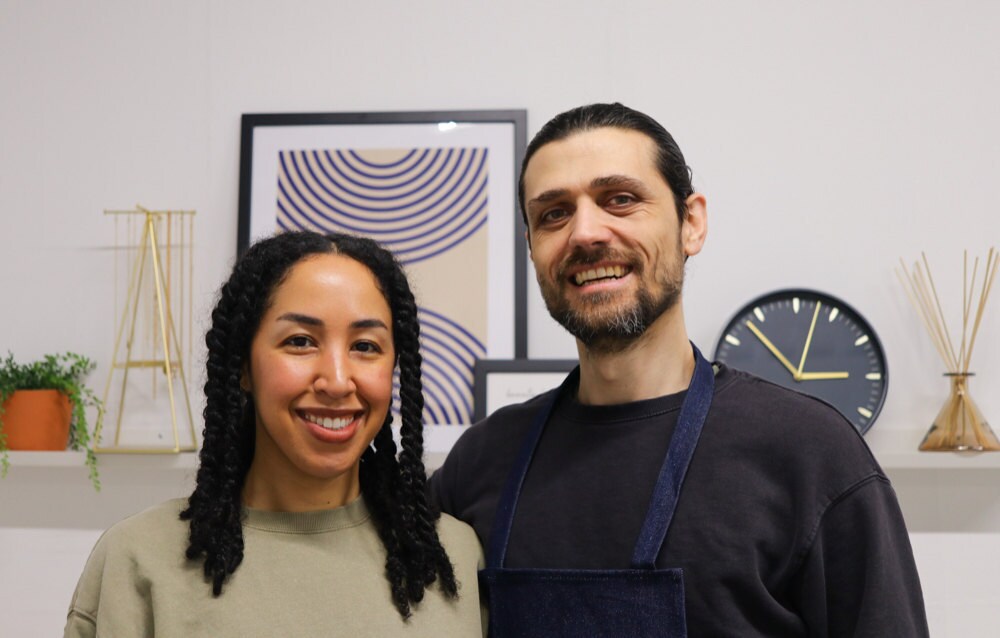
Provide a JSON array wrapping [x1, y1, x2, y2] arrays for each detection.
[[473, 359, 578, 422], [236, 110, 528, 427]]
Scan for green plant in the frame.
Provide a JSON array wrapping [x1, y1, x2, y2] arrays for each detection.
[[0, 352, 103, 490]]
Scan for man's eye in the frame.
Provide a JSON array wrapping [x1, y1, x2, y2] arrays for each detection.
[[607, 194, 636, 207], [539, 208, 569, 224]]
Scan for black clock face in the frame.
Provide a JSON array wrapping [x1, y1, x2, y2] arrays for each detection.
[[713, 289, 888, 434]]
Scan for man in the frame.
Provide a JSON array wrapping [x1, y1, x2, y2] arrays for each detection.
[[430, 103, 928, 636]]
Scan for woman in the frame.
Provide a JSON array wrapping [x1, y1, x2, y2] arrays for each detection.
[[65, 231, 484, 636]]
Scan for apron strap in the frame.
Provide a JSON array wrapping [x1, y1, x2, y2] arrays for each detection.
[[486, 369, 575, 569], [631, 345, 714, 568]]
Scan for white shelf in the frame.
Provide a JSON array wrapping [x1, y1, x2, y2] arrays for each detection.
[[875, 449, 1000, 470], [7, 450, 199, 469], [6, 425, 1000, 472], [867, 427, 1000, 470]]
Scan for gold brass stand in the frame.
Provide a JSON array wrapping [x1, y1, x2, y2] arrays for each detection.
[[95, 206, 197, 453], [919, 373, 1000, 451]]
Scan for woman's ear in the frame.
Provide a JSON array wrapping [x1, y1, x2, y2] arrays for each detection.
[[240, 366, 252, 393]]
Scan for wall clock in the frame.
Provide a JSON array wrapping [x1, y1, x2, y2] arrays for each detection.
[[713, 289, 888, 434]]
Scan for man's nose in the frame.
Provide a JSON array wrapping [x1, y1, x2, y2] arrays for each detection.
[[567, 200, 613, 247]]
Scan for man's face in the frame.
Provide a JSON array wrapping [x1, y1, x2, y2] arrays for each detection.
[[523, 127, 696, 353]]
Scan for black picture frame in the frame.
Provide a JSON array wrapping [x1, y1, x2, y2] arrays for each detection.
[[473, 359, 578, 422], [236, 109, 529, 361]]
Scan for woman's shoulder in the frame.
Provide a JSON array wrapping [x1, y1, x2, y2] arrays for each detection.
[[104, 498, 188, 539], [68, 498, 193, 629], [435, 512, 483, 564], [90, 498, 189, 560]]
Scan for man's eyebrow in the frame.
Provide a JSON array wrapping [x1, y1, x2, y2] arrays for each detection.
[[591, 174, 648, 192], [526, 188, 569, 209], [527, 175, 651, 210]]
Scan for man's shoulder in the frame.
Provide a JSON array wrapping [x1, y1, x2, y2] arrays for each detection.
[[711, 364, 882, 480], [715, 365, 863, 428], [430, 387, 557, 518], [452, 386, 557, 455]]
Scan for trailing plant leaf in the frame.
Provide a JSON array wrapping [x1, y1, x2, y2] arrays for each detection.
[[0, 351, 103, 490]]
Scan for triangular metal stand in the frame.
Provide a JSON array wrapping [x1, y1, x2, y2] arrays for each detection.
[[95, 206, 197, 453]]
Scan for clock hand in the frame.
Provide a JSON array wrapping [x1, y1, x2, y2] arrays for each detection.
[[798, 371, 850, 380], [745, 320, 798, 377], [796, 302, 822, 380]]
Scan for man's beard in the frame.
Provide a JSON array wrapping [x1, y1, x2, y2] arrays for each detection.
[[538, 245, 683, 354]]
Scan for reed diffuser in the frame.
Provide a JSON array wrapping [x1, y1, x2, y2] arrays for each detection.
[[897, 248, 999, 451]]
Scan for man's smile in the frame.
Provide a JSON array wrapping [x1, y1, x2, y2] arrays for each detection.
[[571, 264, 632, 286]]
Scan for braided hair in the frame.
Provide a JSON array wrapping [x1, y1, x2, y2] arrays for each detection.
[[180, 230, 458, 618]]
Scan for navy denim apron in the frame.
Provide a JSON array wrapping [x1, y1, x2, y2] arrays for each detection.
[[479, 344, 715, 638]]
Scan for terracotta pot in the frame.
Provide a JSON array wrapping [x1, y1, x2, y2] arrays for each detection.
[[1, 389, 72, 450]]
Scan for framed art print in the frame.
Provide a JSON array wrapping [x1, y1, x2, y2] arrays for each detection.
[[473, 359, 578, 422], [237, 110, 527, 428]]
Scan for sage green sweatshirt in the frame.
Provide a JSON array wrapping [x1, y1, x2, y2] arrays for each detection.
[[65, 496, 484, 637]]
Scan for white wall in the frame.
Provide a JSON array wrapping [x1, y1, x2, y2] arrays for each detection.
[[1, 1, 999, 635]]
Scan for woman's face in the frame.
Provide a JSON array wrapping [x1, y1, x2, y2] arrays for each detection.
[[243, 253, 395, 508]]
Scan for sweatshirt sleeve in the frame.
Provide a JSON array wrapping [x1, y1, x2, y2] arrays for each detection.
[[63, 525, 155, 638], [792, 475, 929, 638]]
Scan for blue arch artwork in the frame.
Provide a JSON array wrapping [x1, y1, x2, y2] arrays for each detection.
[[276, 147, 490, 266], [392, 307, 486, 425], [275, 147, 489, 424]]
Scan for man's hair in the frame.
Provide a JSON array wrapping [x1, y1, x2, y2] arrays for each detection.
[[518, 102, 694, 225], [180, 230, 457, 619]]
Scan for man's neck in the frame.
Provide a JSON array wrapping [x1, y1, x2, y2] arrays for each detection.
[[575, 306, 695, 405]]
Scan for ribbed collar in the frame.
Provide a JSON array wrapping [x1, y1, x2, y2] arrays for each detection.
[[243, 494, 372, 534], [556, 362, 730, 425]]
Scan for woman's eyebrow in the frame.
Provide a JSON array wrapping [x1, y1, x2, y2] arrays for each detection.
[[276, 314, 388, 331], [351, 318, 389, 330], [276, 312, 323, 326]]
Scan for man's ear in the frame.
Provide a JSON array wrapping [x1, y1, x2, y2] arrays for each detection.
[[681, 193, 708, 258]]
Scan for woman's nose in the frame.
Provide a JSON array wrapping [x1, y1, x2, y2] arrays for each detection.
[[313, 352, 356, 397]]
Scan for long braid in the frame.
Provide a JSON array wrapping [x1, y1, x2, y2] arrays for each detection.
[[391, 266, 458, 598], [360, 422, 412, 613], [181, 280, 251, 593]]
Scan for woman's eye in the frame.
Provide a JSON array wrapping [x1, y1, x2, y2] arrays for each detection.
[[285, 335, 314, 349], [354, 341, 382, 354]]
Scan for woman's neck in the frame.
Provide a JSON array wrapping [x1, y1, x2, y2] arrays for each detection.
[[242, 461, 361, 512]]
